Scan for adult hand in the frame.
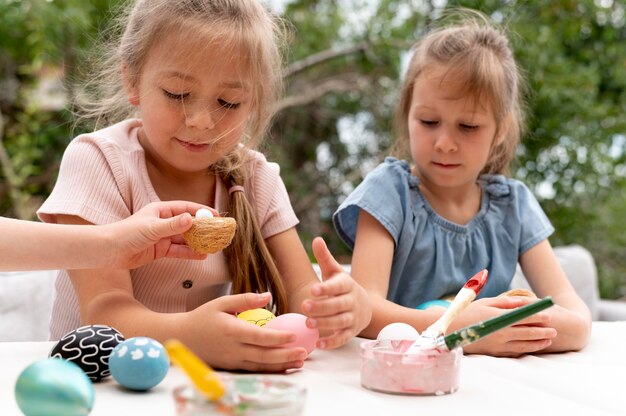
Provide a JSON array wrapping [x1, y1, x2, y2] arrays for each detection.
[[301, 237, 372, 349], [107, 201, 217, 269]]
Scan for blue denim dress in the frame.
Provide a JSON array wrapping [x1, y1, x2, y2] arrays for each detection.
[[333, 157, 554, 308]]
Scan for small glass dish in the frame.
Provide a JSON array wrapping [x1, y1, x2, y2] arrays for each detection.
[[173, 374, 306, 416], [360, 339, 462, 395]]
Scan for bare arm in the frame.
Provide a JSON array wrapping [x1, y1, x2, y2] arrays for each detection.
[[351, 210, 443, 338], [520, 240, 592, 352], [1, 201, 215, 271]]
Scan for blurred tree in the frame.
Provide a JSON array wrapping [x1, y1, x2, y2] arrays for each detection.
[[1, 0, 624, 297], [0, 0, 123, 218]]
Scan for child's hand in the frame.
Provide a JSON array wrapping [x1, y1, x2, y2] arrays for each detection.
[[455, 296, 557, 357], [187, 292, 308, 372], [301, 237, 372, 349]]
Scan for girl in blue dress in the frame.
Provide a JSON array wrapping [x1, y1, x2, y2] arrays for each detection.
[[333, 11, 591, 356]]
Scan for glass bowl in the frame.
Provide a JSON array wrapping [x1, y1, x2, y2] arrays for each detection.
[[360, 339, 462, 395], [173, 374, 306, 415]]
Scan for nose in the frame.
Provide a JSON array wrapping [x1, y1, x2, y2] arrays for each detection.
[[433, 129, 457, 153], [184, 101, 215, 130]]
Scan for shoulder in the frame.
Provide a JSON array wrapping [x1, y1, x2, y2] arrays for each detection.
[[65, 119, 143, 159], [479, 175, 537, 206], [361, 157, 418, 190], [242, 148, 282, 190]]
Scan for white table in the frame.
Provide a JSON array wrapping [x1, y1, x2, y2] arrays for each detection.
[[2, 322, 625, 416]]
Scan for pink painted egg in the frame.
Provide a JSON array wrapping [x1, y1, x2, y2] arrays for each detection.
[[265, 313, 319, 354]]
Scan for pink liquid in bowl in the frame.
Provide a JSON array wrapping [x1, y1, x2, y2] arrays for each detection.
[[360, 340, 461, 395]]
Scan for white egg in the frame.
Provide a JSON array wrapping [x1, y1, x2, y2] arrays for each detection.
[[195, 208, 214, 219], [377, 322, 420, 341]]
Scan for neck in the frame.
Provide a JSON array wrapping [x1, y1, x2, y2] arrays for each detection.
[[412, 167, 482, 225], [140, 132, 217, 206]]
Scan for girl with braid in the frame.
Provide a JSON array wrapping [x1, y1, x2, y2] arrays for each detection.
[[38, 0, 371, 371]]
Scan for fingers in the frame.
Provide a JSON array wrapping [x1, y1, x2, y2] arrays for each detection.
[[311, 236, 344, 281], [483, 295, 535, 309], [236, 338, 308, 372], [223, 320, 308, 372], [465, 324, 556, 356], [149, 201, 219, 218], [302, 291, 353, 319], [317, 328, 353, 350], [215, 292, 273, 315], [150, 213, 193, 240], [159, 243, 207, 261], [308, 272, 353, 298]]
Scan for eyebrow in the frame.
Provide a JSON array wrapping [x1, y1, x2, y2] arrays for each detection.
[[160, 71, 248, 89]]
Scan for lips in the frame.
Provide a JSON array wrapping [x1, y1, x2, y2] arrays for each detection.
[[176, 138, 210, 153], [432, 162, 460, 169]]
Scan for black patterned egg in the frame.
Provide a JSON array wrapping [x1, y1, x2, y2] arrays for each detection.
[[49, 324, 125, 382]]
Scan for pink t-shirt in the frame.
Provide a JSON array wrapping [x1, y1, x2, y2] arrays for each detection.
[[38, 119, 299, 340]]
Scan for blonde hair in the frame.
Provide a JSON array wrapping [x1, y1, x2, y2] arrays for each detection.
[[76, 0, 290, 313], [392, 9, 526, 175]]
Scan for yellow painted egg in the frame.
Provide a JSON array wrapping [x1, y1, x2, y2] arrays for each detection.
[[237, 308, 276, 327]]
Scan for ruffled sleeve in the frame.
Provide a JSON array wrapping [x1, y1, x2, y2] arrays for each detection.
[[480, 174, 555, 255]]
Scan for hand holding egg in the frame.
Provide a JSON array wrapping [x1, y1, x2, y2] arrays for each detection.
[[237, 309, 318, 354]]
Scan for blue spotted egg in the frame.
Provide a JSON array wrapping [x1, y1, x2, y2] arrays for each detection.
[[109, 337, 170, 391], [50, 325, 125, 382]]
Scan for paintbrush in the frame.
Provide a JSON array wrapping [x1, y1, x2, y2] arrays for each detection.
[[165, 339, 225, 401], [409, 269, 489, 350], [432, 296, 554, 350]]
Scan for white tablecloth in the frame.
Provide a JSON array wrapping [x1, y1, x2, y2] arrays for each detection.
[[2, 322, 625, 416]]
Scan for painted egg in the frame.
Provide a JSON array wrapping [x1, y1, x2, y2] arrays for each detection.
[[264, 313, 319, 354], [109, 337, 169, 391], [416, 299, 451, 310], [15, 358, 94, 416], [237, 308, 276, 327], [195, 208, 214, 219], [377, 322, 420, 341], [49, 324, 124, 381]]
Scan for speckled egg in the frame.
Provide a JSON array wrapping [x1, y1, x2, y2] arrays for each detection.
[[264, 313, 319, 354], [49, 325, 125, 382], [15, 358, 94, 416], [109, 337, 170, 391], [237, 308, 276, 327]]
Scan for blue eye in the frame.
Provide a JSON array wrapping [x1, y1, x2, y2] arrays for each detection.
[[218, 99, 240, 109], [163, 89, 189, 100]]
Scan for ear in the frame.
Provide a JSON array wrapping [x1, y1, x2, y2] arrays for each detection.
[[121, 62, 140, 106], [494, 113, 513, 146]]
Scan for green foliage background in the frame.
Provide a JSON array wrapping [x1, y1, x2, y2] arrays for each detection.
[[1, 0, 625, 297]]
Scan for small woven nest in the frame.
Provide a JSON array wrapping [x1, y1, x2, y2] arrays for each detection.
[[498, 288, 537, 298], [183, 217, 237, 254]]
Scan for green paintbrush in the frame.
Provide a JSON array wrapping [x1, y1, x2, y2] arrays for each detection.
[[434, 297, 554, 350]]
